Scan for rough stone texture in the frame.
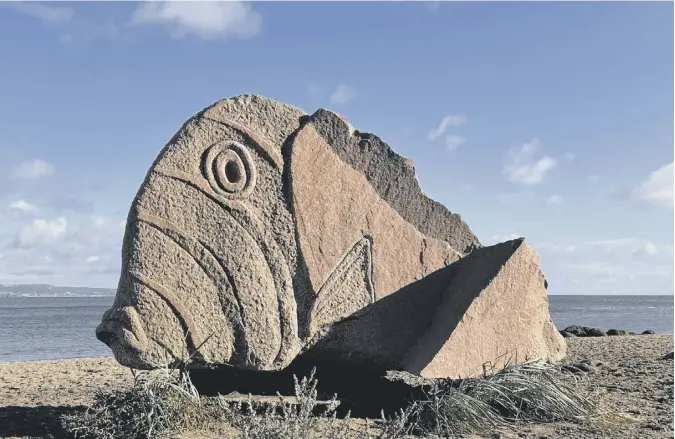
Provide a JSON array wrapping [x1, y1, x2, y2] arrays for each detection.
[[96, 94, 564, 378], [97, 95, 308, 371], [400, 239, 566, 378]]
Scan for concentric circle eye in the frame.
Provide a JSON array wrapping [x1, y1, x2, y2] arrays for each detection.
[[203, 141, 256, 197]]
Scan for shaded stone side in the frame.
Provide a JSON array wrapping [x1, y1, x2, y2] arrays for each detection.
[[400, 239, 566, 379], [300, 263, 462, 369]]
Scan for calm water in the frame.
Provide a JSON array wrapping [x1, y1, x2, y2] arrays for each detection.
[[0, 295, 672, 363]]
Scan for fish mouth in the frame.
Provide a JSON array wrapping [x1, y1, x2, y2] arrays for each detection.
[[96, 306, 149, 366]]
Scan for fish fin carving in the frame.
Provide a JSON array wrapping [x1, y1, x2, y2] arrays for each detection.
[[306, 235, 375, 341]]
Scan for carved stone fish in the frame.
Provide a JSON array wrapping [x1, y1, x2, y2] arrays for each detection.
[[96, 94, 565, 378]]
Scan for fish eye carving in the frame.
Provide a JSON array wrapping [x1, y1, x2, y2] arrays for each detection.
[[203, 141, 257, 198]]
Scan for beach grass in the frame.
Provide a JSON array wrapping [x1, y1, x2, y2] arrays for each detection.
[[60, 359, 602, 439], [411, 360, 601, 437]]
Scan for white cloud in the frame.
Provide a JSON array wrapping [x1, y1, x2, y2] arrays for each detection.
[[8, 200, 39, 215], [538, 238, 672, 257], [428, 114, 468, 141], [131, 1, 262, 40], [564, 152, 576, 162], [7, 3, 120, 44], [643, 242, 658, 256], [0, 212, 126, 286], [90, 215, 127, 232], [445, 135, 466, 151], [546, 194, 563, 206], [11, 159, 55, 180], [536, 238, 673, 295], [9, 2, 74, 24], [15, 217, 68, 248], [568, 261, 619, 278], [631, 162, 673, 208], [503, 139, 557, 186], [329, 84, 357, 106]]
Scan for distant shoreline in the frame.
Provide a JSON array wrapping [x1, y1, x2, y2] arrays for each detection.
[[1, 295, 672, 364]]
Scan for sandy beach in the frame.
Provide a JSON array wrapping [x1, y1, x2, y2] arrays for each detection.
[[1, 335, 673, 439]]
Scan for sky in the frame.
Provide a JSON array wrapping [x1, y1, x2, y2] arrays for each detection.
[[0, 1, 672, 295]]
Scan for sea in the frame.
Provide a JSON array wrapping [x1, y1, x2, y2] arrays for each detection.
[[0, 295, 672, 363]]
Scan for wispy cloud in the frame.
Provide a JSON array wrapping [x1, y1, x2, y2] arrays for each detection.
[[503, 139, 557, 186], [0, 211, 126, 285], [631, 162, 673, 208], [90, 215, 124, 232], [7, 2, 120, 44], [538, 238, 673, 257], [14, 217, 68, 248], [131, 1, 262, 40], [545, 194, 563, 206], [535, 237, 673, 294], [328, 84, 357, 106], [11, 159, 55, 181], [8, 200, 40, 215], [8, 2, 74, 24], [427, 114, 467, 141], [444, 135, 466, 151]]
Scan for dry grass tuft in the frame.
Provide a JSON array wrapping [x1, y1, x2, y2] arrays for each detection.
[[60, 334, 603, 439], [218, 368, 346, 439], [60, 367, 219, 439], [412, 360, 600, 437]]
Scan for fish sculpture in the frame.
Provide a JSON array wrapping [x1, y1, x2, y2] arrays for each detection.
[[96, 94, 565, 378]]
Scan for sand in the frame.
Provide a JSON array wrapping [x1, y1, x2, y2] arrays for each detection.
[[0, 335, 673, 438]]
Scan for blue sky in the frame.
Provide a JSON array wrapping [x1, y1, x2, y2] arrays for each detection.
[[0, 1, 672, 294]]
